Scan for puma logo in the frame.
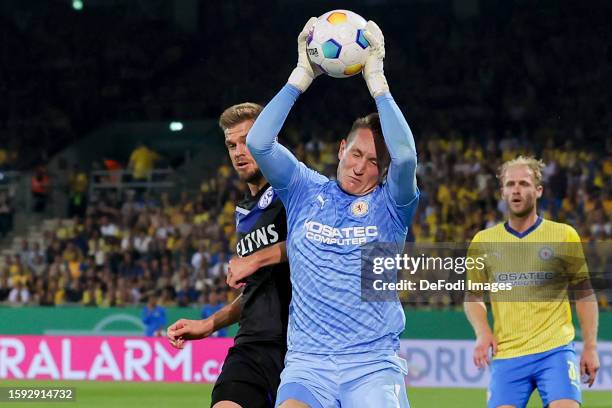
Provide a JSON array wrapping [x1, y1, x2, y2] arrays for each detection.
[[316, 194, 326, 209]]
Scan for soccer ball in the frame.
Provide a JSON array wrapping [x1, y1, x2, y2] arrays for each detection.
[[306, 10, 370, 78]]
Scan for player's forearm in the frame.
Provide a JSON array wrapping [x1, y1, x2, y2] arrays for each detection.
[[246, 85, 300, 190], [576, 297, 599, 349], [252, 242, 287, 269], [375, 93, 418, 204], [211, 294, 243, 331], [464, 301, 492, 337]]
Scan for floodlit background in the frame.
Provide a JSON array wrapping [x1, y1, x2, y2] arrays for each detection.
[[0, 0, 610, 406]]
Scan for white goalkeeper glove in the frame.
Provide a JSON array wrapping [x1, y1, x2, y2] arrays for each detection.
[[287, 17, 322, 93], [362, 20, 389, 98]]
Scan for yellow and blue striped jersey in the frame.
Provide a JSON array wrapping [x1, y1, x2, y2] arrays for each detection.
[[467, 217, 588, 359]]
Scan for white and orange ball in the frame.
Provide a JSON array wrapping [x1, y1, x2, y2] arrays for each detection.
[[306, 10, 370, 78]]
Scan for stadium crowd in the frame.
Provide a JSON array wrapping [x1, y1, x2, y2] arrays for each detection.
[[0, 132, 609, 309], [0, 0, 609, 309]]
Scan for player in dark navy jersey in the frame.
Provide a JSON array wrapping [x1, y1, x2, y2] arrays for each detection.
[[167, 103, 291, 408]]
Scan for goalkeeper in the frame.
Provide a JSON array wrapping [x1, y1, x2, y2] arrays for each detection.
[[244, 18, 418, 408]]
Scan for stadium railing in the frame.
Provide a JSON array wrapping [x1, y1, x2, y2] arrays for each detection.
[[88, 169, 175, 196]]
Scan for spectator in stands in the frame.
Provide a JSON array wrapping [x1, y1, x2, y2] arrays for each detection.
[[8, 280, 30, 304], [200, 288, 227, 337], [65, 278, 83, 303], [29, 254, 46, 279], [18, 239, 30, 262], [208, 247, 229, 280], [82, 281, 104, 307], [128, 142, 162, 181], [25, 242, 44, 269], [31, 165, 50, 213], [31, 279, 48, 306], [120, 189, 140, 221], [118, 253, 144, 278], [142, 294, 167, 337], [133, 229, 153, 255], [62, 242, 83, 263], [99, 215, 119, 238], [101, 280, 116, 307], [191, 242, 210, 278], [175, 277, 193, 308], [102, 159, 124, 186], [589, 207, 611, 239], [68, 165, 88, 217], [49, 279, 64, 305]]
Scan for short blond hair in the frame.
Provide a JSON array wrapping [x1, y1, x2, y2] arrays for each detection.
[[497, 155, 545, 186], [218, 102, 263, 131]]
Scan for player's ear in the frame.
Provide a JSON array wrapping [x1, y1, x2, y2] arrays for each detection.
[[338, 139, 347, 160], [536, 184, 543, 198]]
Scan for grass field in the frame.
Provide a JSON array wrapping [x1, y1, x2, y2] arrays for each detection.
[[1, 381, 611, 407]]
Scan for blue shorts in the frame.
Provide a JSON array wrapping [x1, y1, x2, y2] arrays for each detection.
[[275, 350, 410, 408], [488, 343, 582, 408]]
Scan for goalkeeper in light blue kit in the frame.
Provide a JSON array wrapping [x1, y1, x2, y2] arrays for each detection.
[[246, 18, 418, 408]]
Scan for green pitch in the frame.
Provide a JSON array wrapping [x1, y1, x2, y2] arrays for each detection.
[[1, 380, 610, 407]]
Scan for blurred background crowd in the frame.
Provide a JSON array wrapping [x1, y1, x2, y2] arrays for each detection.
[[0, 0, 609, 310]]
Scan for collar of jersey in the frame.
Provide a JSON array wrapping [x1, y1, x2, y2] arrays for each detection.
[[238, 182, 271, 208], [503, 215, 543, 239], [334, 180, 381, 198]]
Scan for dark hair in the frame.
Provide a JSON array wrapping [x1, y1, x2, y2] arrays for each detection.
[[346, 113, 391, 172]]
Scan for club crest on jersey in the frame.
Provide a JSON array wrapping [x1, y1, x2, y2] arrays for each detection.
[[350, 200, 369, 217], [258, 187, 274, 209], [539, 246, 554, 260]]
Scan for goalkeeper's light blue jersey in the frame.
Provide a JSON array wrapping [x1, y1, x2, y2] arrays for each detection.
[[247, 84, 419, 355], [277, 162, 418, 354]]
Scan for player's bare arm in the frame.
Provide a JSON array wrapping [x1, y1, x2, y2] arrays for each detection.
[[464, 299, 497, 368], [167, 294, 243, 349], [576, 293, 600, 387], [227, 242, 287, 289]]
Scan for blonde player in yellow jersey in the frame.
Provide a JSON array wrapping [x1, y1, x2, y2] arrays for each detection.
[[464, 156, 600, 408]]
